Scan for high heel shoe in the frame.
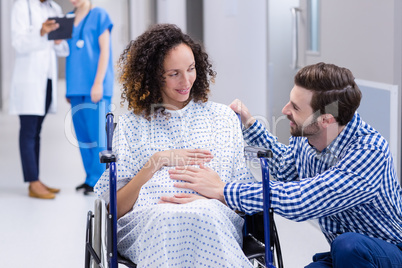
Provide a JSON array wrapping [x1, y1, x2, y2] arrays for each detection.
[[29, 186, 55, 199]]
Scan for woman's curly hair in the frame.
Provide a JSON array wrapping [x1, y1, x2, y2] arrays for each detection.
[[117, 23, 216, 119]]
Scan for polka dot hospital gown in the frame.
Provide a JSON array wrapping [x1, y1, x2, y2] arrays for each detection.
[[95, 100, 256, 267]]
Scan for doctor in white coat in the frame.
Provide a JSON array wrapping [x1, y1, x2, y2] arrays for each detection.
[[9, 0, 69, 199]]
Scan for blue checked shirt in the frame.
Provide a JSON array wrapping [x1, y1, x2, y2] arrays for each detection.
[[224, 112, 402, 244]]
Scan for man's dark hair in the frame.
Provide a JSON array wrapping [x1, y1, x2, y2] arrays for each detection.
[[294, 62, 362, 126]]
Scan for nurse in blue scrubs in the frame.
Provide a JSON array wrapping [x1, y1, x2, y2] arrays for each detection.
[[66, 0, 114, 194]]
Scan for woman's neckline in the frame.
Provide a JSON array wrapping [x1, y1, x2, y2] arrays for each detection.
[[164, 100, 194, 113], [74, 5, 94, 27]]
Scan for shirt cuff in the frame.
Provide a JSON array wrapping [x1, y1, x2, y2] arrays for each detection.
[[223, 182, 243, 211], [243, 120, 264, 143]]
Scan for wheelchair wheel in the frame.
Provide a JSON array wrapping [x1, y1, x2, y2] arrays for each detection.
[[250, 256, 266, 267], [92, 199, 107, 268]]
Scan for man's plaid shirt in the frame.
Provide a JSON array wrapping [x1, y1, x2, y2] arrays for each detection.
[[224, 112, 402, 244]]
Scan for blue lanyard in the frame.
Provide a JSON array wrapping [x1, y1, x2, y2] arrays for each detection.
[[75, 4, 92, 48]]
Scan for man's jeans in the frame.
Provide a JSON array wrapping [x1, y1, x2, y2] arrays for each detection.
[[305, 232, 402, 268]]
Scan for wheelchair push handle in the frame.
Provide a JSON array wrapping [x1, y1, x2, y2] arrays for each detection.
[[100, 113, 117, 164], [106, 112, 115, 151], [244, 146, 273, 160]]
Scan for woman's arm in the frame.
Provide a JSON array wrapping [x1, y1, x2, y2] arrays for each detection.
[[163, 105, 255, 204], [115, 153, 161, 219], [116, 149, 214, 219], [91, 29, 110, 103]]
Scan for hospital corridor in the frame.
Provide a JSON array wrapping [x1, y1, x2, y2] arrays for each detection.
[[0, 0, 401, 267], [0, 80, 97, 267], [0, 79, 400, 266], [0, 80, 330, 267]]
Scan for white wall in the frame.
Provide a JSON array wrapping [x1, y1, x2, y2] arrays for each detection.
[[156, 0, 186, 31], [129, 0, 155, 40], [203, 0, 268, 119], [302, 0, 397, 84], [0, 1, 14, 112]]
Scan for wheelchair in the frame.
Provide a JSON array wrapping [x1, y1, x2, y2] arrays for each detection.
[[85, 113, 283, 268]]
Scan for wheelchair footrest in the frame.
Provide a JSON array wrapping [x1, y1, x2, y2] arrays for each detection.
[[243, 234, 266, 260], [118, 253, 137, 268]]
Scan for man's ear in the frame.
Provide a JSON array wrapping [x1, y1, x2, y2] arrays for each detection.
[[320, 114, 337, 128]]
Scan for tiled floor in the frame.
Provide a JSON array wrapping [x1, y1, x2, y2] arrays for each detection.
[[0, 80, 329, 268]]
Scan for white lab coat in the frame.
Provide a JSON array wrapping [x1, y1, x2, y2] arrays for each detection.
[[9, 0, 69, 116]]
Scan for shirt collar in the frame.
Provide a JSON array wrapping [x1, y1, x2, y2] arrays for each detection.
[[323, 112, 361, 158]]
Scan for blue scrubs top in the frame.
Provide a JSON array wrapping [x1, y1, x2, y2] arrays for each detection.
[[66, 7, 114, 98]]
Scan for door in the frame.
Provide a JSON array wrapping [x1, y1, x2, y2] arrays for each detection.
[[266, 0, 300, 144]]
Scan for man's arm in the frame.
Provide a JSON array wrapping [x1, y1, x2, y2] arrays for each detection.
[[229, 99, 256, 128], [230, 99, 300, 182], [165, 166, 265, 215], [224, 181, 263, 214]]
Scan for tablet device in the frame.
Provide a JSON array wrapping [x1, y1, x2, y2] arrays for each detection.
[[47, 14, 75, 40]]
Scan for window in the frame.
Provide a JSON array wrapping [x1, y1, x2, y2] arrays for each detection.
[[307, 0, 320, 53]]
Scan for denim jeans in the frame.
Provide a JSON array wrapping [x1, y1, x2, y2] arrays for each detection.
[[305, 232, 402, 268]]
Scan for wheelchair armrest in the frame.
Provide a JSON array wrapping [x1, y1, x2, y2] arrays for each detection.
[[100, 150, 117, 163]]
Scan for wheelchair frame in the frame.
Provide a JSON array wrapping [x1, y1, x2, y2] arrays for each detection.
[[84, 113, 283, 268]]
